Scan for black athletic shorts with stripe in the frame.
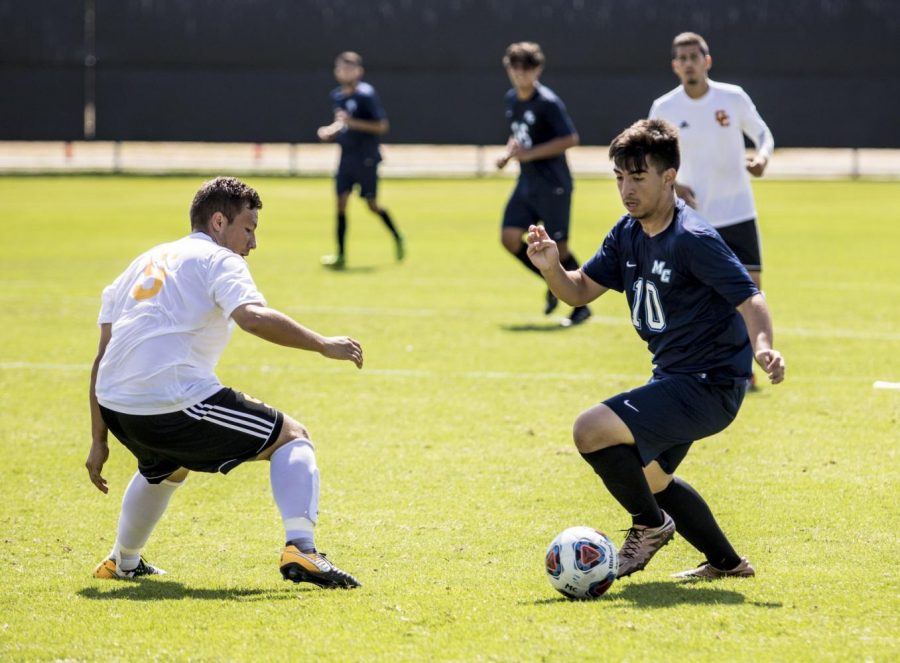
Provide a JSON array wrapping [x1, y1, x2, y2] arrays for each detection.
[[100, 388, 284, 483]]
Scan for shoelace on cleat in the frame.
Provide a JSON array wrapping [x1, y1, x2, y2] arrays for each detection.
[[618, 527, 646, 560]]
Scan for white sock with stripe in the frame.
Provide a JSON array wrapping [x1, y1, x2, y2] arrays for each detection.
[[270, 439, 319, 553], [109, 471, 183, 571]]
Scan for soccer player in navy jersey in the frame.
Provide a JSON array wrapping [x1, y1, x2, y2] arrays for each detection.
[[496, 42, 590, 326], [317, 51, 404, 269], [527, 119, 785, 579]]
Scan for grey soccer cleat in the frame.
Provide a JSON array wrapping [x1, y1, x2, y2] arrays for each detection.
[[616, 511, 676, 578], [672, 557, 756, 580]]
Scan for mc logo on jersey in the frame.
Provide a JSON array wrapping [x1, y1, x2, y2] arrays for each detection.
[[651, 260, 672, 283], [524, 110, 536, 125], [715, 110, 730, 127]]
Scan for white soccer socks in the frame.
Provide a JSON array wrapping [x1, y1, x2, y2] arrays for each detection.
[[110, 471, 183, 571], [270, 439, 320, 552]]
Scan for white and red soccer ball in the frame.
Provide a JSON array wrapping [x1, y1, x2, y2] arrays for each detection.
[[545, 526, 618, 599]]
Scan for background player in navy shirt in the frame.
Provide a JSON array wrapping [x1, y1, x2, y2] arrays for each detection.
[[317, 51, 404, 269], [496, 42, 590, 326], [527, 119, 785, 579]]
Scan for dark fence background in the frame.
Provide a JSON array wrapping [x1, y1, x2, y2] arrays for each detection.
[[3, 0, 899, 146]]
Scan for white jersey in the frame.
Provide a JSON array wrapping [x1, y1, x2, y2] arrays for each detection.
[[96, 232, 265, 415], [649, 79, 774, 228]]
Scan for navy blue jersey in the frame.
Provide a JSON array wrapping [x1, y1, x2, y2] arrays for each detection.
[[504, 84, 576, 193], [331, 81, 385, 162], [583, 200, 759, 383]]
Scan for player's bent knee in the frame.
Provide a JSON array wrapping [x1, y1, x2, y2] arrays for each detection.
[[166, 467, 191, 483], [258, 416, 312, 460], [572, 405, 632, 454], [572, 413, 609, 453]]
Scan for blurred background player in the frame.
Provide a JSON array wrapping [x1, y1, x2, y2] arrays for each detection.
[[649, 32, 773, 292], [87, 177, 362, 588], [526, 119, 785, 579], [496, 42, 590, 326], [318, 51, 404, 269], [649, 32, 774, 389]]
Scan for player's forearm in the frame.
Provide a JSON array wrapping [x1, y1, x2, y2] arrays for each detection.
[[345, 118, 389, 135], [541, 263, 594, 307], [236, 305, 328, 354], [89, 357, 109, 444], [519, 134, 578, 162], [737, 293, 775, 354]]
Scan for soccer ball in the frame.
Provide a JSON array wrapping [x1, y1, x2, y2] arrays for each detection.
[[545, 526, 618, 599]]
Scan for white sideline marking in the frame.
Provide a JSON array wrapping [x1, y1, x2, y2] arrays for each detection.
[[873, 381, 900, 390]]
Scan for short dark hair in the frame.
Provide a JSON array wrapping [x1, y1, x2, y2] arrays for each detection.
[[609, 119, 680, 174], [502, 42, 545, 69], [189, 177, 262, 230], [672, 31, 709, 57], [336, 51, 363, 67]]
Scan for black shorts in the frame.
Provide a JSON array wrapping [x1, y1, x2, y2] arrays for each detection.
[[100, 388, 284, 483], [603, 374, 746, 474], [502, 184, 571, 241], [716, 219, 762, 271], [336, 157, 379, 199]]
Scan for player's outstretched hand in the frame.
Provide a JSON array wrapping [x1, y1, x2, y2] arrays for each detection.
[[755, 348, 785, 384], [322, 336, 364, 369], [86, 441, 110, 493], [525, 224, 560, 273]]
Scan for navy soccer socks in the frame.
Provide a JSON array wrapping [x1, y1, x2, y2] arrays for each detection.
[[580, 445, 664, 528], [654, 477, 741, 570]]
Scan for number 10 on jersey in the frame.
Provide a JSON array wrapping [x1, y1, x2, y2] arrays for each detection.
[[631, 278, 666, 331]]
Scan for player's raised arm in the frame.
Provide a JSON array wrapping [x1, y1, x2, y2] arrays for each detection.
[[231, 303, 363, 369], [737, 293, 784, 384], [526, 225, 607, 306]]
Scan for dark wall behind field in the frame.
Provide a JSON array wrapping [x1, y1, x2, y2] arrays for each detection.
[[3, 0, 899, 146]]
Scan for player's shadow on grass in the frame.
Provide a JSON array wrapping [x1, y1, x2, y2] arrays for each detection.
[[325, 265, 379, 274], [500, 322, 571, 333], [78, 580, 307, 602], [530, 582, 782, 609]]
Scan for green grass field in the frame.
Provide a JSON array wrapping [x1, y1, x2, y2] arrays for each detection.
[[1, 175, 898, 661]]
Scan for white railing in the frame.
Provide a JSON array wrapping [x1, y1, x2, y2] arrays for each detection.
[[1, 142, 898, 179]]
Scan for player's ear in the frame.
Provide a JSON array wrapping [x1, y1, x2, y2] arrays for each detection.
[[663, 168, 677, 187], [705, 54, 713, 71], [209, 211, 225, 231]]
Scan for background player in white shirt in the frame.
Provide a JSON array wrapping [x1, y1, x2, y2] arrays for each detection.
[[649, 32, 774, 292], [87, 177, 363, 588]]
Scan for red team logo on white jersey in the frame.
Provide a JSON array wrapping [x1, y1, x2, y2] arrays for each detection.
[[715, 110, 730, 127]]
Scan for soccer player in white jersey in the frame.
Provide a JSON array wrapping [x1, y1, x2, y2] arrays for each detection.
[[649, 32, 774, 293], [87, 177, 362, 588]]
